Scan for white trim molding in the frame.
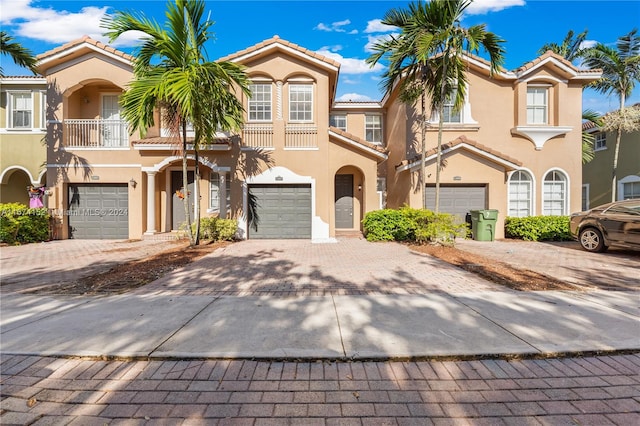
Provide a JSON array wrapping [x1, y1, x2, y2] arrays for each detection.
[[618, 175, 640, 201], [511, 126, 572, 150]]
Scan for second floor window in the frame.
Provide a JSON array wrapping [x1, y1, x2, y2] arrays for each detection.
[[330, 114, 347, 131], [442, 92, 462, 123], [594, 132, 606, 150], [365, 115, 382, 144], [248, 83, 272, 121], [289, 84, 313, 122], [8, 92, 32, 128], [527, 87, 548, 125]]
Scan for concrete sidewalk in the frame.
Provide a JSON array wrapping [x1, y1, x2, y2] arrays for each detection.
[[1, 290, 638, 360]]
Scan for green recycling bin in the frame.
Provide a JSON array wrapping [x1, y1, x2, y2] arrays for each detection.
[[470, 209, 498, 241]]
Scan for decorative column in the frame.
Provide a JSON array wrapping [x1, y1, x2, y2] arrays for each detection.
[[276, 80, 283, 120], [144, 171, 157, 234]]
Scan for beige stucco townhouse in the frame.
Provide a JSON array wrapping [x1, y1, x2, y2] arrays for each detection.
[[384, 51, 600, 238], [29, 35, 599, 241], [1, 76, 48, 205], [36, 36, 386, 241]]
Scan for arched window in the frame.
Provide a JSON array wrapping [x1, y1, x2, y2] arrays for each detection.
[[508, 170, 533, 217], [543, 170, 567, 215]]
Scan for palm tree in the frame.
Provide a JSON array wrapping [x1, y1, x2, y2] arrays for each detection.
[[581, 109, 602, 164], [367, 0, 504, 212], [102, 0, 250, 245], [0, 31, 38, 77], [538, 29, 588, 62], [581, 29, 640, 202]]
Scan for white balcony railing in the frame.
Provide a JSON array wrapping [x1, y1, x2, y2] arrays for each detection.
[[63, 119, 129, 148], [242, 124, 273, 148], [285, 125, 317, 148]]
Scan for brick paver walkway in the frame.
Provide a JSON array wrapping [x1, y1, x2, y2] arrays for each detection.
[[134, 239, 504, 296], [1, 354, 639, 424]]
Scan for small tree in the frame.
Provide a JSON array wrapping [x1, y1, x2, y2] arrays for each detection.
[[582, 29, 640, 202]]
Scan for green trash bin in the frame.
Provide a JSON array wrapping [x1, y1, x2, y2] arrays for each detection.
[[470, 209, 498, 241]]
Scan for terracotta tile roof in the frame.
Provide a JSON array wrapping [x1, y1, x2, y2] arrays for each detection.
[[218, 35, 341, 69], [515, 50, 601, 75], [37, 35, 134, 63], [582, 120, 598, 131], [398, 135, 522, 169], [329, 126, 388, 155]]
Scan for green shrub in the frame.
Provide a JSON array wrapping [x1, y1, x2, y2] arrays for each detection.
[[0, 203, 50, 244], [414, 212, 468, 245], [504, 216, 571, 241], [197, 216, 237, 241], [362, 208, 414, 241], [362, 207, 467, 245]]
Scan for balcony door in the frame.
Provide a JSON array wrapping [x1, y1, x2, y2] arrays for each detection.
[[101, 95, 126, 147]]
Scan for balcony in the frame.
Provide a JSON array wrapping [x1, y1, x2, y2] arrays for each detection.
[[242, 124, 273, 149], [63, 119, 129, 148], [285, 125, 317, 149]]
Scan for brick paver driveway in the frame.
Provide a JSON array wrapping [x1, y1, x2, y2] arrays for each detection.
[[456, 239, 640, 291], [135, 238, 504, 296]]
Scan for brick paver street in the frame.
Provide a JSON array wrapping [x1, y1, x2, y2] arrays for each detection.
[[2, 238, 638, 423], [1, 354, 639, 425]]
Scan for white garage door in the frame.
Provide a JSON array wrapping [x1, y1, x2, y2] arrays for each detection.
[[425, 185, 487, 220], [249, 184, 312, 239], [68, 184, 129, 239]]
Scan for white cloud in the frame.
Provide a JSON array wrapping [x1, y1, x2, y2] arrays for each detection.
[[337, 92, 374, 102], [314, 19, 355, 33], [365, 33, 399, 53], [580, 40, 598, 49], [364, 19, 397, 34], [465, 0, 525, 15], [2, 0, 146, 47], [316, 48, 384, 74]]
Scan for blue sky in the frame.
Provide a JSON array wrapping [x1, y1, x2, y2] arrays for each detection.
[[2, 0, 639, 113]]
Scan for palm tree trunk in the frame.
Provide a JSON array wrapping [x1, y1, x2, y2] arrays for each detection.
[[611, 96, 625, 202], [421, 79, 427, 210], [434, 57, 449, 214], [193, 146, 201, 246], [181, 119, 194, 245]]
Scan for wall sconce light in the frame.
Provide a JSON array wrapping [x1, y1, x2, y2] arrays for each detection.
[[358, 183, 362, 191], [82, 95, 90, 104], [129, 178, 137, 188]]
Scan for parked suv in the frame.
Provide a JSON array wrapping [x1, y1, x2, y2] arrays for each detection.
[[570, 200, 640, 252]]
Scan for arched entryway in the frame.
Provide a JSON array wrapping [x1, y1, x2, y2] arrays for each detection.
[[334, 166, 364, 230], [0, 167, 45, 205]]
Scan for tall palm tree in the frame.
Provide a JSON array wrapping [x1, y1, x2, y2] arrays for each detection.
[[0, 31, 38, 77], [581, 29, 640, 202], [538, 29, 588, 62], [102, 0, 249, 245], [367, 0, 504, 212]]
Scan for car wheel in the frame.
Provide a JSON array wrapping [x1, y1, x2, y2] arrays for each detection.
[[579, 227, 606, 252]]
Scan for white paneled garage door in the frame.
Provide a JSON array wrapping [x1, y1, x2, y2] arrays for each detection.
[[425, 185, 487, 221], [68, 184, 129, 239], [249, 184, 312, 239]]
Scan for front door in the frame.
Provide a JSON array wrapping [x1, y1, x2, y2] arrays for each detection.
[[335, 174, 354, 229], [171, 171, 195, 231]]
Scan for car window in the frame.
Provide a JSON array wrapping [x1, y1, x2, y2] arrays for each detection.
[[606, 205, 640, 215]]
